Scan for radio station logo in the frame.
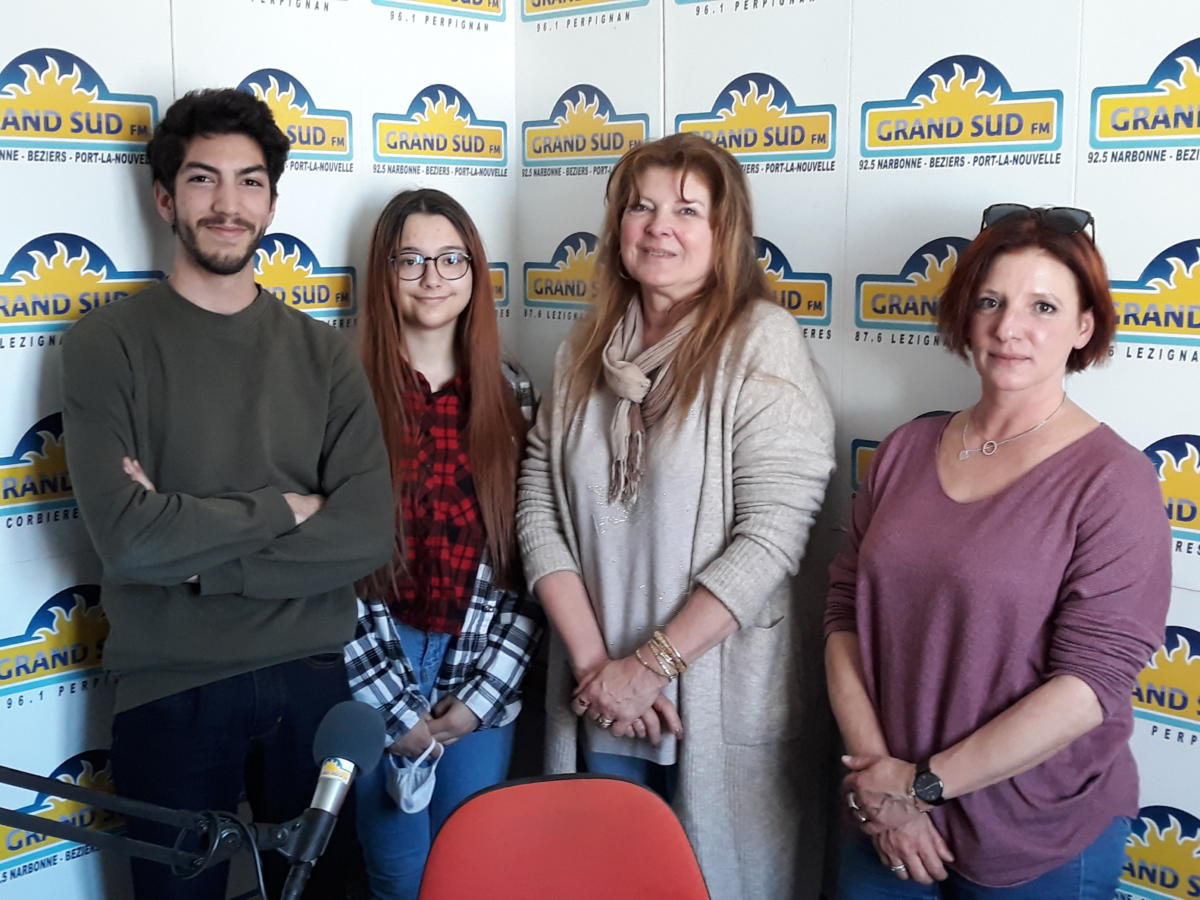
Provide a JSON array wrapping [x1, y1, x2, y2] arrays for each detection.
[[255, 234, 355, 321], [1122, 805, 1200, 899], [1144, 435, 1200, 544], [491, 263, 509, 308], [524, 232, 598, 310], [521, 0, 645, 21], [0, 751, 121, 876], [374, 0, 504, 22], [1093, 38, 1200, 149], [861, 56, 1061, 157], [1111, 240, 1200, 346], [523, 85, 647, 167], [374, 85, 506, 166], [1, 414, 73, 518], [1133, 626, 1200, 733], [755, 237, 831, 326], [0, 586, 105, 697], [676, 73, 835, 161], [0, 48, 156, 152], [238, 69, 351, 161], [0, 234, 160, 336], [850, 439, 879, 495], [855, 237, 969, 330]]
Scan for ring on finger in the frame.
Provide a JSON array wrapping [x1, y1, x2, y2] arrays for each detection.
[[888, 863, 907, 873], [847, 792, 862, 811], [596, 716, 614, 729]]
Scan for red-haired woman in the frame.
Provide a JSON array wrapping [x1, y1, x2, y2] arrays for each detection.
[[825, 205, 1171, 898], [517, 133, 836, 898], [345, 189, 541, 900]]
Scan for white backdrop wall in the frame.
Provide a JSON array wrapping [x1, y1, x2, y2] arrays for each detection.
[[1, 2, 1198, 898]]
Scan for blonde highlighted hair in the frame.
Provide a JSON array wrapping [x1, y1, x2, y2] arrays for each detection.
[[567, 133, 768, 414]]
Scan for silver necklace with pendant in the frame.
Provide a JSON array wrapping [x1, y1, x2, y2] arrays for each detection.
[[959, 393, 1067, 461]]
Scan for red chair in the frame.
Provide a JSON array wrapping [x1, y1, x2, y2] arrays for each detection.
[[419, 774, 710, 899]]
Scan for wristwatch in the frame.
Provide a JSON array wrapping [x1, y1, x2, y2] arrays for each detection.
[[911, 760, 945, 806]]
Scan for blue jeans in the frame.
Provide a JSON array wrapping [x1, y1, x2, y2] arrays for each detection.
[[355, 621, 515, 900], [582, 746, 678, 804], [110, 653, 355, 900], [837, 816, 1131, 899]]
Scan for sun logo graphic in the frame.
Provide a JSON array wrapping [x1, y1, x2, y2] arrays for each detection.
[[524, 233, 598, 310], [237, 69, 351, 161], [1133, 626, 1200, 733], [374, 85, 506, 166], [0, 234, 160, 336], [490, 263, 509, 309], [255, 234, 355, 321], [373, 0, 504, 22], [1122, 806, 1200, 899], [676, 73, 835, 161], [1093, 38, 1200, 149], [523, 85, 647, 167], [1144, 435, 1200, 543], [855, 237, 969, 330], [0, 586, 105, 696], [755, 237, 831, 326], [1111, 240, 1200, 346], [0, 751, 122, 875], [1, 414, 73, 518], [0, 48, 156, 151], [861, 56, 1061, 157]]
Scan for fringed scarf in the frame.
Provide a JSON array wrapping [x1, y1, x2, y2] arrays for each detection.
[[600, 301, 696, 504]]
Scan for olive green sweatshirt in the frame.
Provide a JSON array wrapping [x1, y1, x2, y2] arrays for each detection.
[[61, 281, 393, 712]]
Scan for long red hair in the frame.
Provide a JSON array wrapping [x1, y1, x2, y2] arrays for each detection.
[[358, 189, 527, 592]]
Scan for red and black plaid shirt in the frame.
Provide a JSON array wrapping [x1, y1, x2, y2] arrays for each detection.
[[385, 367, 484, 636]]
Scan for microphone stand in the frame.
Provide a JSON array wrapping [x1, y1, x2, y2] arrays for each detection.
[[0, 764, 307, 895]]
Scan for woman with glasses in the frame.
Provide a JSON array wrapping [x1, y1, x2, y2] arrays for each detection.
[[517, 133, 835, 899], [345, 188, 541, 900], [825, 205, 1170, 898]]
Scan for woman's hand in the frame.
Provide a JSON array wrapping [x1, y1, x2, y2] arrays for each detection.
[[573, 654, 666, 732], [872, 815, 954, 885], [842, 754, 926, 832], [427, 696, 480, 747], [388, 716, 441, 759]]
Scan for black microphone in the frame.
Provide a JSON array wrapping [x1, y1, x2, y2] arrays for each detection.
[[280, 700, 385, 900]]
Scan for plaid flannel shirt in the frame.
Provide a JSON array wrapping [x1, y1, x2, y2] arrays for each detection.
[[344, 362, 541, 742]]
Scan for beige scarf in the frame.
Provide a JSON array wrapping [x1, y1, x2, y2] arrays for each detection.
[[601, 301, 696, 504]]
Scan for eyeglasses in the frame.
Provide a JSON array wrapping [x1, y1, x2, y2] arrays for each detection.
[[980, 204, 1095, 242], [388, 251, 472, 281]]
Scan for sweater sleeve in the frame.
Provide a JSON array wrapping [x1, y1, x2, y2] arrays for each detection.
[[61, 314, 297, 586], [695, 317, 835, 626], [823, 458, 879, 637], [1046, 451, 1172, 719], [195, 338, 395, 599], [516, 344, 581, 587]]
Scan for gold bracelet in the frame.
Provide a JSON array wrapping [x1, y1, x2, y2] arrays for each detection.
[[634, 647, 673, 681], [652, 630, 688, 674], [649, 642, 679, 680]]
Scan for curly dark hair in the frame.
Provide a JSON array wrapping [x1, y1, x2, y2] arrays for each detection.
[[147, 88, 290, 196]]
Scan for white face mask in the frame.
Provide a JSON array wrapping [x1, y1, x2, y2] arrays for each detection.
[[386, 737, 442, 813]]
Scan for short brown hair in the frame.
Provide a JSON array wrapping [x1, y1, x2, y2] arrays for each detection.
[[937, 215, 1116, 372]]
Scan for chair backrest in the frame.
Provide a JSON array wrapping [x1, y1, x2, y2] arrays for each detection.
[[419, 774, 710, 899]]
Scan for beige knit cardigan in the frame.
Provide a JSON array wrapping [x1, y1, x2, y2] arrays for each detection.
[[517, 301, 837, 899]]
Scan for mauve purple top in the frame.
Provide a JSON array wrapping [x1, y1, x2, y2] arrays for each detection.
[[825, 415, 1171, 887]]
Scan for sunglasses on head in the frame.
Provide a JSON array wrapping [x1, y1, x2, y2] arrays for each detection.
[[980, 204, 1095, 242]]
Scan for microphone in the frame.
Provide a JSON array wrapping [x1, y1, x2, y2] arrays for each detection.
[[280, 700, 385, 900]]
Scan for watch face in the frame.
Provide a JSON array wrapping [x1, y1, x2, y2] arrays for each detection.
[[914, 770, 943, 802]]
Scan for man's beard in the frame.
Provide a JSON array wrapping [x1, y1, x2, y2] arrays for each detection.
[[175, 215, 266, 276]]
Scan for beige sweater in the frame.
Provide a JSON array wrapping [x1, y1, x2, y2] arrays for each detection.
[[517, 301, 836, 899]]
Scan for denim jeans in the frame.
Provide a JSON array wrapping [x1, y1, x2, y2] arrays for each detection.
[[582, 746, 679, 804], [355, 620, 515, 900], [837, 816, 1131, 899], [110, 653, 356, 900]]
